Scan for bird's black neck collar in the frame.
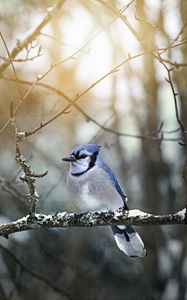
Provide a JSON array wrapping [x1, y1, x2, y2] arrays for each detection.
[[71, 152, 98, 177]]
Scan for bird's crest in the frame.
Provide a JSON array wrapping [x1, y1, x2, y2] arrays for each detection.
[[71, 144, 101, 157]]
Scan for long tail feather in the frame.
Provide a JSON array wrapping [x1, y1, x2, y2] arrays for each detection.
[[111, 225, 146, 258]]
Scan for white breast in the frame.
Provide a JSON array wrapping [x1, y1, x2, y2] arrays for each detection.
[[66, 166, 123, 212]]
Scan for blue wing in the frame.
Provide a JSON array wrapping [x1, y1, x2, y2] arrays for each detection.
[[97, 157, 147, 257], [97, 156, 128, 209]]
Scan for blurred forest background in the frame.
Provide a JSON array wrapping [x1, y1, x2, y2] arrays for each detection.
[[0, 0, 187, 299]]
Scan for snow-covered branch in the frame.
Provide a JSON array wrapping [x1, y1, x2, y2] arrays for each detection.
[[0, 207, 186, 238]]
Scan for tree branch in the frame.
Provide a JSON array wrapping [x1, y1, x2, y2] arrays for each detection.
[[0, 244, 74, 299], [0, 207, 186, 238], [0, 0, 65, 76], [10, 106, 48, 216], [3, 76, 183, 143], [155, 52, 186, 145], [16, 49, 156, 137]]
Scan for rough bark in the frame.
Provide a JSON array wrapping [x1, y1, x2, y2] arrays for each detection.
[[0, 207, 186, 238]]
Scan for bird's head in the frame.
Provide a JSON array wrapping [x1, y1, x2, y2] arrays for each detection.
[[62, 144, 101, 176]]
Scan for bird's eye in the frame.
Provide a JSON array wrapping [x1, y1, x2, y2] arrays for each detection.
[[78, 154, 87, 159]]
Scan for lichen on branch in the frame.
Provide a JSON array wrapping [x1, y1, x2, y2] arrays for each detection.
[[0, 207, 186, 238]]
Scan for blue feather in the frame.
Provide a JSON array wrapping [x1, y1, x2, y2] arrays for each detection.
[[71, 144, 101, 156], [70, 143, 127, 207], [64, 143, 146, 257], [97, 156, 128, 208]]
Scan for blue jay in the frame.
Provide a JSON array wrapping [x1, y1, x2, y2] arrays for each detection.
[[62, 144, 146, 258]]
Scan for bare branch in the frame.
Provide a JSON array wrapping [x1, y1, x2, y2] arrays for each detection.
[[3, 77, 181, 142], [157, 57, 187, 69], [155, 52, 186, 144], [98, 1, 142, 45], [0, 207, 186, 238], [10, 111, 48, 216], [157, 40, 187, 54], [0, 53, 42, 63], [0, 33, 23, 100], [170, 22, 187, 46], [3, 76, 182, 143], [0, 0, 65, 76], [0, 4, 132, 137], [36, 1, 136, 71], [166, 69, 185, 133], [41, 32, 89, 53], [0, 244, 74, 299], [24, 49, 154, 137]]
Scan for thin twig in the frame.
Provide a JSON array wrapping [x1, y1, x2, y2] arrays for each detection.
[[157, 40, 187, 53], [0, 32, 23, 101], [0, 5, 131, 136], [24, 49, 154, 137], [0, 244, 73, 299], [41, 32, 90, 53], [41, 1, 136, 70], [99, 3, 186, 144], [10, 107, 48, 216], [0, 54, 42, 63], [0, 0, 65, 75], [166, 70, 185, 132], [155, 52, 186, 144], [0, 79, 38, 135], [158, 57, 187, 68], [3, 76, 182, 142]]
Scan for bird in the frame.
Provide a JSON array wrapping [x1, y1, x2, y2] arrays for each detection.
[[62, 144, 146, 258]]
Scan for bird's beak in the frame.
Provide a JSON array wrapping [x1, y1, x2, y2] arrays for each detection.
[[62, 155, 76, 162]]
